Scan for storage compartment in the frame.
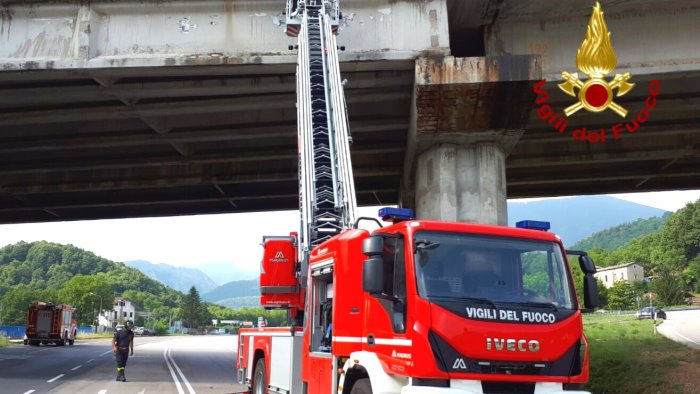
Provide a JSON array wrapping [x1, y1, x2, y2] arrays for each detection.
[[260, 236, 303, 309]]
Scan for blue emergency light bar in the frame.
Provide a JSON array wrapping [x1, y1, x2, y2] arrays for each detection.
[[515, 220, 551, 231], [379, 207, 415, 222]]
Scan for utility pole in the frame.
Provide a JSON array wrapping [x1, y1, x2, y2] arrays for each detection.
[[90, 292, 103, 331], [649, 292, 656, 334]]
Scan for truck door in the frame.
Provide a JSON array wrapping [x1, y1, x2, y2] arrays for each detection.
[[362, 236, 410, 365], [306, 260, 335, 393], [37, 310, 52, 337]]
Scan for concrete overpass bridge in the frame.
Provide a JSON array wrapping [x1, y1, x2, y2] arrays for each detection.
[[0, 0, 699, 225]]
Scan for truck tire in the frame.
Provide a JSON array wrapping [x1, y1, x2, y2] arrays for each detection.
[[252, 358, 266, 394], [29, 340, 39, 346], [350, 378, 372, 394], [69, 339, 74, 346]]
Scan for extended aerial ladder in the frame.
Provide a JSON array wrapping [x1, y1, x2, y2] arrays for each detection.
[[258, 0, 354, 313], [249, 1, 355, 388], [289, 0, 355, 283]]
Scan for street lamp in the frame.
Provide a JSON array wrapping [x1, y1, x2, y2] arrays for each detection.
[[90, 292, 103, 331]]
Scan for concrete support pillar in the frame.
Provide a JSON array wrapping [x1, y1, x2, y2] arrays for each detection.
[[402, 55, 541, 225], [416, 142, 506, 225]]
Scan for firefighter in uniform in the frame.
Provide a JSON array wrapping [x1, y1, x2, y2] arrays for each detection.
[[112, 320, 135, 382]]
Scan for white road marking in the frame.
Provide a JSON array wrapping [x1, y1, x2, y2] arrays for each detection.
[[167, 347, 196, 394], [98, 390, 107, 394], [22, 390, 36, 394], [71, 365, 82, 371], [47, 374, 64, 383], [86, 358, 95, 363], [163, 347, 186, 394], [99, 350, 112, 356]]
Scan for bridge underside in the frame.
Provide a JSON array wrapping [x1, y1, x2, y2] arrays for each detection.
[[1, 0, 699, 224], [1, 62, 698, 224]]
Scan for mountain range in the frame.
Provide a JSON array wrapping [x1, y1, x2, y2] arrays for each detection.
[[508, 195, 667, 246], [123, 260, 260, 307], [124, 260, 219, 294], [125, 195, 670, 308]]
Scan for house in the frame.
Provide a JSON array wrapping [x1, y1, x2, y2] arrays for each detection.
[[593, 263, 645, 288], [98, 297, 139, 328]]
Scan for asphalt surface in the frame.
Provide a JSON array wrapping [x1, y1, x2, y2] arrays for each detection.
[[657, 309, 700, 350], [0, 334, 248, 394]]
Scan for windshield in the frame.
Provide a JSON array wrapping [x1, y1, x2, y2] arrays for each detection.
[[414, 231, 577, 311]]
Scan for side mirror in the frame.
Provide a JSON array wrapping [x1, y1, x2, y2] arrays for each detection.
[[583, 275, 600, 309], [579, 255, 597, 275], [363, 236, 383, 257], [566, 250, 597, 275], [362, 257, 383, 294]]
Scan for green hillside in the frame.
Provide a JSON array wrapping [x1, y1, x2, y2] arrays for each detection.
[[571, 213, 671, 251], [0, 241, 246, 331], [202, 278, 259, 302], [570, 199, 700, 308], [0, 241, 185, 327], [214, 296, 261, 309]]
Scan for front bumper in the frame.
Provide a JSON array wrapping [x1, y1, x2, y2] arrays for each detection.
[[400, 380, 590, 394]]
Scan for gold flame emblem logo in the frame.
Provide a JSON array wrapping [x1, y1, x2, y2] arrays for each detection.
[[559, 2, 635, 117]]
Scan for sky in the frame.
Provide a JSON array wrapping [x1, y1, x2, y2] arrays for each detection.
[[0, 190, 698, 279]]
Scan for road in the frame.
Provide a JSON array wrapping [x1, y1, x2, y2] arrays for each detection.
[[0, 334, 248, 394], [657, 309, 700, 350]]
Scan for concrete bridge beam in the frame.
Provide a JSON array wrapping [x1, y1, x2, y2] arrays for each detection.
[[479, 0, 700, 78], [0, 0, 450, 71]]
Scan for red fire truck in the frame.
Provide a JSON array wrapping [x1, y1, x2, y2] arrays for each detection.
[[25, 301, 78, 346], [238, 214, 600, 394], [236, 1, 599, 393]]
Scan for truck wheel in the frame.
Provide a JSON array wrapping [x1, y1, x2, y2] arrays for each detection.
[[29, 340, 39, 346], [69, 339, 74, 346], [350, 378, 373, 394], [252, 358, 266, 394]]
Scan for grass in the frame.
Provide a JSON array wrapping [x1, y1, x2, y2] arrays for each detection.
[[0, 334, 10, 347], [584, 314, 700, 394]]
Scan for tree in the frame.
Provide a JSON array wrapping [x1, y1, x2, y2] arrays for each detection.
[[181, 286, 209, 330], [58, 274, 112, 325], [650, 266, 685, 306], [607, 280, 636, 310], [595, 278, 608, 308], [684, 258, 700, 293], [658, 200, 700, 263]]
